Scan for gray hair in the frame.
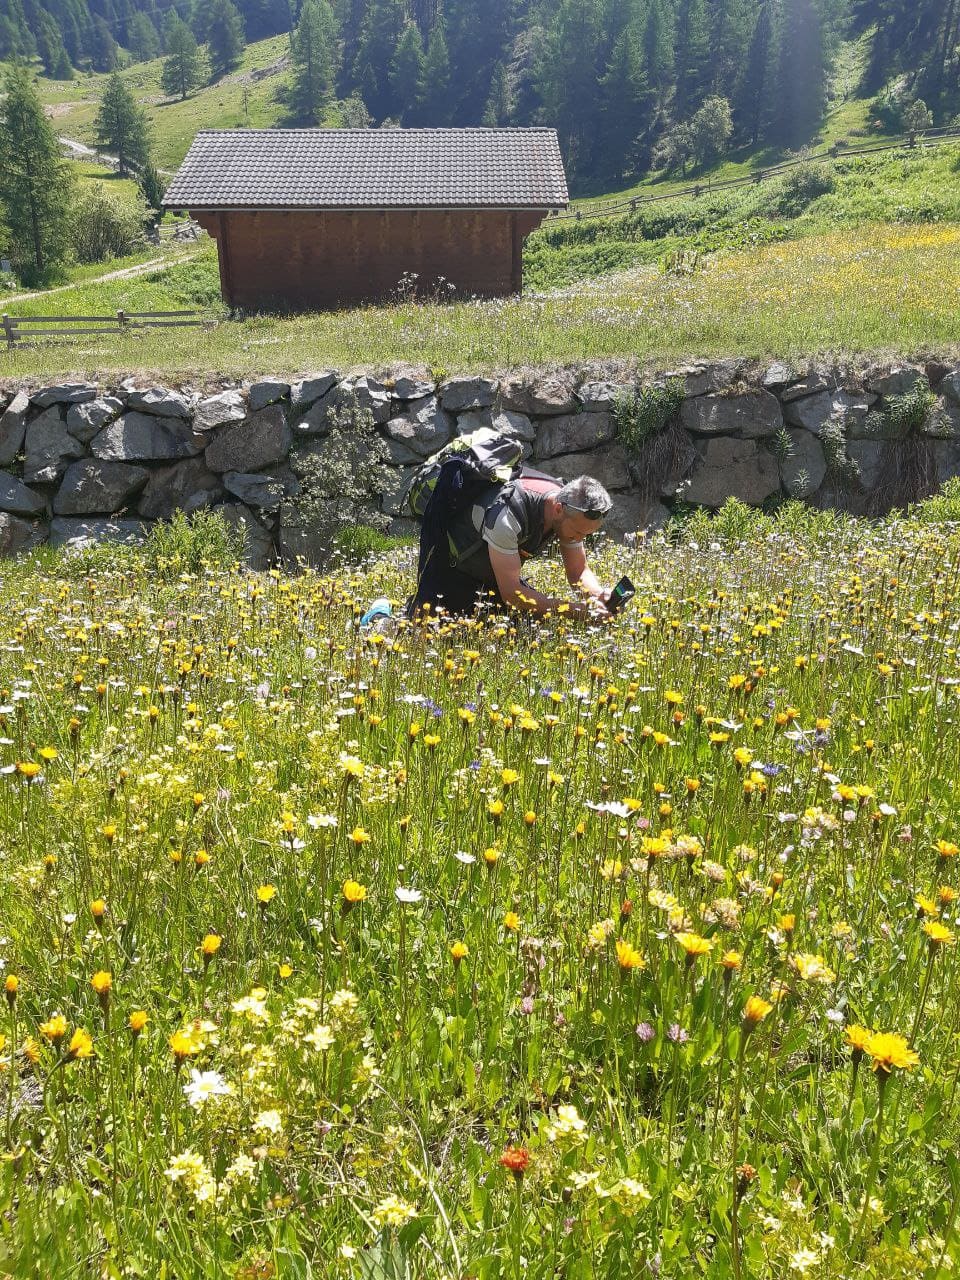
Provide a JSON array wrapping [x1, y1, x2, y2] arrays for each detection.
[[554, 476, 613, 518]]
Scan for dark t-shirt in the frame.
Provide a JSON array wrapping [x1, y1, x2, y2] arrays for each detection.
[[449, 476, 561, 588]]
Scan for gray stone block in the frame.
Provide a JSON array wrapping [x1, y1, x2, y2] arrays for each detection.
[[0, 392, 30, 466], [54, 460, 150, 516], [31, 382, 97, 408], [223, 471, 287, 511], [205, 404, 292, 474], [193, 390, 246, 431], [0, 512, 47, 555], [137, 457, 224, 520], [780, 430, 827, 498], [290, 373, 337, 411], [784, 391, 834, 434], [0, 474, 46, 517], [125, 387, 193, 418], [577, 382, 632, 411], [941, 370, 960, 406], [866, 365, 926, 399], [215, 503, 275, 569], [439, 377, 497, 413], [23, 409, 85, 483], [66, 397, 123, 443], [780, 370, 829, 402], [384, 396, 454, 456], [49, 517, 148, 550], [680, 389, 782, 438], [248, 379, 291, 412], [534, 412, 616, 459], [91, 413, 203, 461], [546, 445, 632, 492], [603, 493, 669, 540], [846, 440, 885, 491], [684, 437, 781, 507]]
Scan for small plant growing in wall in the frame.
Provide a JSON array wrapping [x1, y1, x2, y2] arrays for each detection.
[[288, 398, 392, 560], [866, 384, 937, 515], [613, 378, 695, 503]]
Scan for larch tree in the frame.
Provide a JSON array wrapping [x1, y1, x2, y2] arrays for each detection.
[[0, 66, 74, 284], [94, 72, 152, 177]]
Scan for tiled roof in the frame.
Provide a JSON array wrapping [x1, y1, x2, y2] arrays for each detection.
[[162, 128, 569, 211]]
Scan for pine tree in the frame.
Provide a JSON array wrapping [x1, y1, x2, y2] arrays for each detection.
[[734, 0, 772, 145], [94, 72, 151, 176], [90, 15, 119, 71], [351, 0, 406, 122], [53, 44, 74, 78], [673, 0, 711, 118], [419, 20, 452, 124], [128, 11, 161, 61], [482, 61, 511, 126], [772, 0, 825, 147], [205, 0, 245, 80], [161, 14, 202, 99], [642, 0, 675, 99], [597, 23, 651, 183], [35, 9, 70, 76], [290, 0, 340, 124], [0, 0, 36, 61], [535, 0, 604, 178], [0, 65, 74, 284], [389, 20, 426, 124], [710, 0, 752, 100]]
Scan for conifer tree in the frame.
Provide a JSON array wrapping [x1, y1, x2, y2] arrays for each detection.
[[94, 72, 151, 176], [535, 0, 603, 177], [290, 0, 340, 124], [772, 0, 825, 148], [351, 0, 405, 122], [161, 14, 202, 99], [597, 23, 651, 183], [419, 20, 451, 124], [128, 11, 161, 61], [642, 0, 675, 100], [0, 65, 74, 284], [90, 14, 119, 70], [205, 0, 245, 80], [482, 61, 511, 126], [673, 0, 710, 118], [389, 20, 426, 124], [734, 0, 773, 146]]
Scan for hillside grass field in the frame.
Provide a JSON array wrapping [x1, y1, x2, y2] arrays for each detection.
[[1, 221, 958, 380], [4, 499, 960, 1276]]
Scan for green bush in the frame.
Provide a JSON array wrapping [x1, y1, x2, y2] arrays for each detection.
[[905, 475, 960, 522], [70, 181, 149, 264], [141, 509, 245, 579]]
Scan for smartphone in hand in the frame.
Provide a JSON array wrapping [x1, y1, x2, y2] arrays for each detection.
[[605, 575, 636, 615]]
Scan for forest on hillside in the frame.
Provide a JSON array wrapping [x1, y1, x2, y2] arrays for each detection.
[[2, 0, 959, 186]]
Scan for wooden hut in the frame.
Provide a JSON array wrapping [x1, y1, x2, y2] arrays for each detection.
[[162, 127, 569, 312]]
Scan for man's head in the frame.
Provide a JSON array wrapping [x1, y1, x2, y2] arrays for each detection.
[[548, 476, 613, 542]]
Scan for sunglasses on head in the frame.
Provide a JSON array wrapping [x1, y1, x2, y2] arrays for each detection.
[[563, 502, 610, 522]]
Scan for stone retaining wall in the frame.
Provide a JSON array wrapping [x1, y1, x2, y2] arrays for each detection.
[[1, 357, 958, 565]]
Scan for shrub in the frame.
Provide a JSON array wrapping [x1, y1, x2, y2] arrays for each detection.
[[287, 399, 392, 562], [907, 475, 960, 522], [70, 181, 149, 264], [141, 509, 245, 579]]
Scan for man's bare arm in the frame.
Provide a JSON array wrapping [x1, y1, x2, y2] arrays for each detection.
[[489, 548, 588, 618]]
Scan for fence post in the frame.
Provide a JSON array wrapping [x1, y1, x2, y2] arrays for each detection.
[[1, 315, 14, 350], [117, 309, 128, 331]]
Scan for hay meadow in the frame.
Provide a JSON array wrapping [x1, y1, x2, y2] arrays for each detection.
[[2, 498, 960, 1276]]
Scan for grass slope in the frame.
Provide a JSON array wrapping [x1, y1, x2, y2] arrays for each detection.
[[1, 223, 958, 379], [26, 34, 294, 171]]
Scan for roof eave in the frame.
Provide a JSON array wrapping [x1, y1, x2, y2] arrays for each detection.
[[162, 201, 569, 212]]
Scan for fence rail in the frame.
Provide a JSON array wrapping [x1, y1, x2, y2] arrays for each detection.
[[549, 125, 960, 224], [2, 309, 214, 350]]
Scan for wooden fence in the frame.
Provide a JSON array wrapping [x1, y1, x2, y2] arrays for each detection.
[[2, 309, 213, 350], [548, 124, 960, 224]]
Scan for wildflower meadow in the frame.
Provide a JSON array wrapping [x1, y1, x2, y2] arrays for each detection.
[[3, 502, 960, 1277]]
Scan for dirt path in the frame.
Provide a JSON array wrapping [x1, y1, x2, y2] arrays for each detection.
[[4, 247, 203, 307], [59, 136, 176, 177]]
